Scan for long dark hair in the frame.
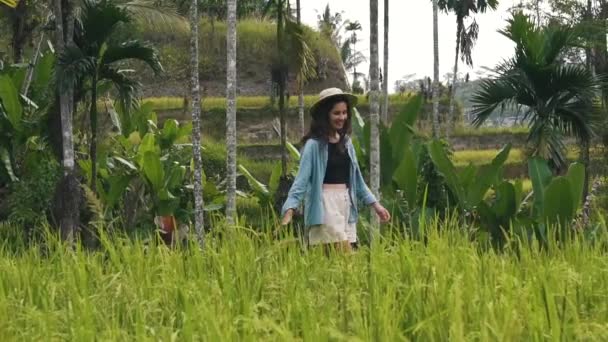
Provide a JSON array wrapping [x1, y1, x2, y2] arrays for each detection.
[[301, 95, 353, 152]]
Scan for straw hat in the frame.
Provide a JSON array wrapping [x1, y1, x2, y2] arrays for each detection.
[[309, 88, 358, 118]]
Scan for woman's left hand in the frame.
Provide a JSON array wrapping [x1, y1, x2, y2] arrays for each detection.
[[372, 202, 391, 223]]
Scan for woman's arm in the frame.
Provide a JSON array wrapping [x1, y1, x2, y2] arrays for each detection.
[[280, 140, 315, 217], [349, 139, 391, 223]]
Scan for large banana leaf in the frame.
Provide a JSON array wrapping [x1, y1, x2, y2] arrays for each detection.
[[160, 119, 179, 146], [380, 124, 393, 187], [393, 145, 418, 206], [565, 162, 585, 213], [286, 141, 300, 161], [528, 157, 553, 216], [136, 133, 159, 167], [459, 164, 476, 192], [389, 94, 422, 162], [166, 164, 186, 189], [31, 52, 55, 102], [542, 176, 574, 228], [268, 161, 282, 196], [477, 201, 501, 241], [428, 139, 467, 208], [493, 181, 517, 220], [105, 175, 133, 208], [466, 143, 511, 206], [238, 164, 270, 201], [142, 151, 164, 192], [0, 75, 23, 131]]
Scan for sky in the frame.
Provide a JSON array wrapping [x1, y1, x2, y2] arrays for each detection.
[[298, 0, 522, 92]]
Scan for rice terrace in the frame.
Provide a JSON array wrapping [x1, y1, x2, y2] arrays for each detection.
[[1, 0, 607, 340]]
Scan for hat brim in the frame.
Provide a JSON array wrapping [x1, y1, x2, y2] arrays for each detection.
[[309, 93, 358, 118]]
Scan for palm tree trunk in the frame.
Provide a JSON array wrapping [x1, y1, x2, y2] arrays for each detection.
[[53, 0, 79, 243], [586, 0, 595, 75], [10, 0, 27, 63], [297, 0, 305, 136], [277, 1, 288, 177], [89, 72, 98, 194], [225, 0, 237, 224], [279, 82, 287, 176], [381, 0, 389, 124], [432, 0, 440, 138], [447, 20, 462, 141], [190, 0, 205, 246], [369, 0, 381, 230]]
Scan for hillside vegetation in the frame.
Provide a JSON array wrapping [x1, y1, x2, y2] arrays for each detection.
[[130, 19, 348, 97]]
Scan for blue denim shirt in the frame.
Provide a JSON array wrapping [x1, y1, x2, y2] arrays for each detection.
[[281, 136, 377, 227]]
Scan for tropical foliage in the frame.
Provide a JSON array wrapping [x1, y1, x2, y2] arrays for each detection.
[[470, 13, 601, 168]]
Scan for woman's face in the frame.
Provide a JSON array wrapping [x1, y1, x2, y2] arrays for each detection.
[[328, 101, 348, 133]]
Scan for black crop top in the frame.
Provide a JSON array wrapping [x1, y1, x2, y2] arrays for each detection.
[[323, 142, 351, 184]]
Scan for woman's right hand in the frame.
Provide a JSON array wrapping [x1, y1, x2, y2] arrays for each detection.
[[281, 209, 294, 225]]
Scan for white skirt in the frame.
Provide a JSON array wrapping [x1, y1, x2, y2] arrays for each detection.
[[308, 187, 357, 245]]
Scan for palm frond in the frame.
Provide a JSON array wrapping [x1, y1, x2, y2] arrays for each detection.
[[528, 118, 567, 168], [460, 19, 479, 67], [57, 45, 96, 90], [99, 66, 139, 111], [80, 0, 132, 51], [101, 40, 163, 75], [470, 76, 518, 126], [554, 98, 600, 141], [117, 0, 189, 34], [549, 64, 598, 99], [285, 17, 316, 83]]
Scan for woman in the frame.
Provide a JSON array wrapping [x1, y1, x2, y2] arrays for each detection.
[[281, 88, 391, 252]]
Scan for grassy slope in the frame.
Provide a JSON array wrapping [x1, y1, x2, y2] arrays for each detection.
[[131, 19, 347, 97]]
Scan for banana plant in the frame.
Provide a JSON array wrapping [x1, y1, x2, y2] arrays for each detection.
[[429, 150, 587, 245], [238, 141, 300, 210], [528, 157, 585, 241], [0, 52, 55, 184], [428, 140, 512, 212], [351, 94, 424, 207]]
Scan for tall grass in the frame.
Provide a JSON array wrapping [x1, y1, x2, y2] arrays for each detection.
[[1, 219, 607, 340]]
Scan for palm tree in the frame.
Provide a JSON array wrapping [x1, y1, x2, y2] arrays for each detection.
[[341, 21, 365, 91], [381, 0, 389, 124], [225, 0, 237, 223], [263, 0, 314, 174], [274, 0, 288, 177], [471, 13, 600, 177], [369, 0, 380, 228], [57, 0, 163, 195], [189, 0, 205, 243], [438, 0, 498, 139], [432, 0, 440, 137], [263, 0, 315, 213], [53, 0, 79, 242]]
